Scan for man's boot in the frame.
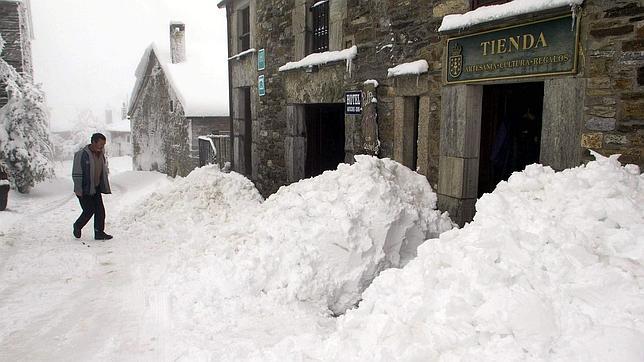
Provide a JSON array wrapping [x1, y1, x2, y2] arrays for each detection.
[[95, 231, 113, 240]]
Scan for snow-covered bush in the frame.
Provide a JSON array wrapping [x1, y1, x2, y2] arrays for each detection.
[[0, 35, 54, 193]]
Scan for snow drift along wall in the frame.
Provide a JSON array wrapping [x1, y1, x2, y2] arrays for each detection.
[[218, 155, 454, 314], [269, 153, 644, 361], [128, 156, 454, 316]]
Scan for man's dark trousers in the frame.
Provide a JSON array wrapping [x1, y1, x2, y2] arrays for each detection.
[[74, 187, 105, 234]]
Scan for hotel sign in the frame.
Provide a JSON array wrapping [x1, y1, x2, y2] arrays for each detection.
[[345, 91, 362, 114], [445, 14, 580, 84]]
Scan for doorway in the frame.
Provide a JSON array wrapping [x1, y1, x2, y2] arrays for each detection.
[[304, 103, 345, 178], [478, 82, 544, 196]]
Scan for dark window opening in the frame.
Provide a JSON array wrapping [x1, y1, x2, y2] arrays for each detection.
[[402, 96, 420, 171], [238, 6, 250, 52], [478, 82, 544, 197], [305, 103, 345, 178], [471, 0, 509, 10], [169, 100, 174, 113], [242, 87, 252, 176], [310, 1, 329, 54]]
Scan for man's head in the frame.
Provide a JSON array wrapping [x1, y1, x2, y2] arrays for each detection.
[[90, 133, 107, 153]]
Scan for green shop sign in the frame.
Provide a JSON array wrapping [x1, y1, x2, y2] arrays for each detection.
[[445, 14, 580, 84]]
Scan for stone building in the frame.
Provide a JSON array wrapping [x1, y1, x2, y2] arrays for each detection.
[[105, 118, 132, 157], [218, 0, 643, 225], [0, 0, 33, 108], [129, 22, 230, 177]]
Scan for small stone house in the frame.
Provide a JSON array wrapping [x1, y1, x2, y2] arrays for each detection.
[[128, 22, 230, 177], [105, 118, 132, 157], [0, 0, 33, 108], [218, 0, 643, 225]]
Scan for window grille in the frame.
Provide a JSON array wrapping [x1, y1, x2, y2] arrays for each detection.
[[239, 6, 250, 52], [310, 1, 329, 53], [471, 0, 508, 9]]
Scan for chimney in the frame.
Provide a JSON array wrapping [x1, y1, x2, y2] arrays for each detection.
[[105, 109, 113, 124], [170, 22, 186, 64]]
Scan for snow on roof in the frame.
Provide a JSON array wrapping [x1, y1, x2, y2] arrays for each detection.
[[228, 48, 256, 61], [279, 46, 358, 72], [387, 60, 428, 78], [106, 118, 131, 133], [312, 0, 328, 8], [363, 79, 379, 87], [130, 21, 229, 118], [439, 0, 584, 32]]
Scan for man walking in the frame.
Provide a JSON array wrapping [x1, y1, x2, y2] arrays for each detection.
[[72, 133, 113, 240]]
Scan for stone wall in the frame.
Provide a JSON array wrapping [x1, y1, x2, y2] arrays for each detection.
[[0, 0, 32, 108], [279, 0, 461, 189], [130, 53, 193, 177], [224, 0, 642, 204], [250, 0, 295, 196], [581, 1, 643, 168]]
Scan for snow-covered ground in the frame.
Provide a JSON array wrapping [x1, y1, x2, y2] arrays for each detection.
[[1, 154, 643, 361]]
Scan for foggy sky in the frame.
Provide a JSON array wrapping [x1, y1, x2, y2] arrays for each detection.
[[30, 0, 228, 131]]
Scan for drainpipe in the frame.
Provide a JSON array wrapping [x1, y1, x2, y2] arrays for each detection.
[[226, 1, 235, 170]]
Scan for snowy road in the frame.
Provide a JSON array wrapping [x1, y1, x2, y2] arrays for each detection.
[[1, 155, 642, 361], [0, 157, 341, 360], [0, 158, 165, 359]]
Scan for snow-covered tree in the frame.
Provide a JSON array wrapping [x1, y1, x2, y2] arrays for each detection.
[[0, 34, 55, 193]]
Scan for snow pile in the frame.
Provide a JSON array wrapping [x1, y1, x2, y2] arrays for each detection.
[[278, 153, 643, 361], [214, 156, 454, 314], [387, 60, 428, 78], [279, 46, 357, 72], [439, 0, 584, 32], [120, 165, 262, 237]]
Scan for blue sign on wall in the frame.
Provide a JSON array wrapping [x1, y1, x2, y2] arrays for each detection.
[[258, 75, 265, 96], [258, 48, 266, 71]]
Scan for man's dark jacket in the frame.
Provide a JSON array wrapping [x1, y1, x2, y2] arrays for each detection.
[[72, 145, 111, 196]]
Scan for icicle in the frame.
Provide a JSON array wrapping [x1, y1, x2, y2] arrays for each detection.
[[416, 74, 419, 87], [346, 57, 353, 78]]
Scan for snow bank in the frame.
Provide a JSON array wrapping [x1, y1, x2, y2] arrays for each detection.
[[387, 60, 428, 78], [121, 165, 262, 232], [215, 156, 453, 314], [279, 46, 357, 72], [439, 0, 584, 32], [277, 153, 643, 360]]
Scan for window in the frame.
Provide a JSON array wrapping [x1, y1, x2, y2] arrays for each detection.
[[169, 100, 174, 113], [310, 0, 329, 53], [238, 6, 250, 52], [470, 0, 509, 9]]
